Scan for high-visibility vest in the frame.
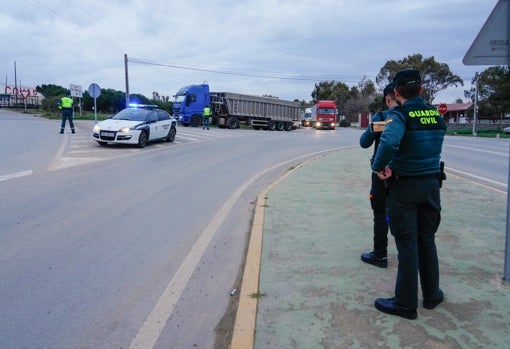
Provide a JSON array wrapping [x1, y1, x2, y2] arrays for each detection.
[[61, 96, 73, 109], [203, 107, 212, 116]]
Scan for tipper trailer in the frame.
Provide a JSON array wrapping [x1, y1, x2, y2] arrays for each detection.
[[173, 84, 301, 130]]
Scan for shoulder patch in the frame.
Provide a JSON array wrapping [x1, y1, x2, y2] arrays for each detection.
[[385, 119, 393, 124]]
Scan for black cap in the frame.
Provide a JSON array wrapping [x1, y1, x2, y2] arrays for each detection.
[[393, 69, 421, 86], [383, 82, 395, 97]]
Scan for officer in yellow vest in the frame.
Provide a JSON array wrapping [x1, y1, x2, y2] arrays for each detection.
[[202, 105, 212, 130], [58, 91, 75, 134]]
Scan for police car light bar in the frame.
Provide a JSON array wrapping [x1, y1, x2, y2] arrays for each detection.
[[128, 103, 158, 109]]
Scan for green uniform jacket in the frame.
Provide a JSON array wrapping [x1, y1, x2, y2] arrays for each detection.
[[371, 97, 446, 176]]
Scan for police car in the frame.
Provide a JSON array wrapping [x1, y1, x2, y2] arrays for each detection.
[[92, 104, 177, 148]]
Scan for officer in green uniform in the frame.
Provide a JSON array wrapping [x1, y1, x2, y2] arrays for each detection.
[[359, 82, 398, 268], [58, 92, 75, 134], [202, 105, 212, 130], [371, 69, 446, 320]]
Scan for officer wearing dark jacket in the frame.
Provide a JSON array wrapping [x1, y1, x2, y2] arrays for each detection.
[[359, 82, 398, 268], [371, 69, 446, 320]]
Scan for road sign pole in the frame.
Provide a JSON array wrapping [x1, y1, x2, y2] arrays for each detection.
[[473, 75, 479, 137], [94, 97, 97, 124], [463, 0, 510, 286], [505, 141, 510, 285]]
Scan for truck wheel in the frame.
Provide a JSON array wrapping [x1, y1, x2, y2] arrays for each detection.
[[267, 121, 276, 131], [226, 117, 239, 129], [190, 115, 202, 127], [276, 121, 284, 131], [252, 126, 261, 130], [284, 122, 293, 131]]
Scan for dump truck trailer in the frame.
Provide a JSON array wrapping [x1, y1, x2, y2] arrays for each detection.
[[173, 84, 301, 130]]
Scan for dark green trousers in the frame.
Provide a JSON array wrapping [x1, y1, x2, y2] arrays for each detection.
[[386, 175, 441, 308]]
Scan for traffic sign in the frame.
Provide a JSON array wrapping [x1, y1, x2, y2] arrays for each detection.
[[70, 84, 83, 98], [463, 0, 510, 66], [438, 103, 448, 115], [88, 83, 101, 124], [88, 83, 101, 98]]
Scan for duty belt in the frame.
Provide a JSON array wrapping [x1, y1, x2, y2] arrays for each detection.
[[391, 173, 439, 180]]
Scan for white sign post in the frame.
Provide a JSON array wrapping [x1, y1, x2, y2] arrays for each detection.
[[88, 83, 101, 124]]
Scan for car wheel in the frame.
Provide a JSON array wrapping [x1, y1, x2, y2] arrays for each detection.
[[137, 131, 148, 148], [97, 141, 107, 146], [166, 127, 176, 142]]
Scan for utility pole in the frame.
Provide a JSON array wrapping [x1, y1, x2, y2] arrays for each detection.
[[472, 73, 479, 136], [14, 61, 18, 110], [124, 54, 130, 108]]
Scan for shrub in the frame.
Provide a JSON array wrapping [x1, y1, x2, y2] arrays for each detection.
[[339, 119, 351, 127]]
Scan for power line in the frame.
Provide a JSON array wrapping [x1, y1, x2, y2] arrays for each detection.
[[128, 57, 365, 83]]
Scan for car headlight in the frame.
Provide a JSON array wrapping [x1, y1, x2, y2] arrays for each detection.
[[93, 125, 100, 132], [119, 127, 132, 133]]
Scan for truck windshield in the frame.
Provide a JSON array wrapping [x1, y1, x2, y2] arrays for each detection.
[[174, 95, 186, 103], [318, 108, 335, 114]]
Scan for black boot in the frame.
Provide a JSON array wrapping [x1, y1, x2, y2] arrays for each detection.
[[361, 251, 388, 268]]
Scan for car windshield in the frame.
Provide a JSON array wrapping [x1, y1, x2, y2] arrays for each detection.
[[112, 108, 149, 121]]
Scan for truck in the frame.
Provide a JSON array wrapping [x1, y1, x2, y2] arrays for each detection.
[[300, 107, 312, 127], [311, 100, 337, 130], [173, 84, 300, 131]]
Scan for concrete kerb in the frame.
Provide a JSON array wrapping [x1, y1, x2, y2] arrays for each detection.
[[230, 156, 326, 349]]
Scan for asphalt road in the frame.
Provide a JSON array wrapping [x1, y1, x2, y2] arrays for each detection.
[[0, 108, 508, 349]]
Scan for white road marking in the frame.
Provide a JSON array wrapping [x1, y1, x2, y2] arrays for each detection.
[[447, 167, 507, 189], [0, 170, 33, 182], [444, 144, 507, 156]]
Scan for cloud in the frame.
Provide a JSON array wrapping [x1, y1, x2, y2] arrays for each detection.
[[0, 0, 498, 103]]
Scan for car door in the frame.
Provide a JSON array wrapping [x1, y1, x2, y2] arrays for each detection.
[[147, 111, 159, 140], [157, 110, 171, 138]]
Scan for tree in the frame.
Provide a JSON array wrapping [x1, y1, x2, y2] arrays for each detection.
[[376, 54, 463, 103], [36, 84, 68, 98], [464, 66, 510, 118], [343, 77, 379, 121], [311, 80, 350, 115]]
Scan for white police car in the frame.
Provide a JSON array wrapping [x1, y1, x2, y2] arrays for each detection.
[[92, 104, 177, 148]]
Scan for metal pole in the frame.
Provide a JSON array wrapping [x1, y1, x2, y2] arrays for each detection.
[[94, 97, 97, 124], [504, 140, 510, 284], [14, 61, 18, 110], [125, 54, 130, 108], [472, 73, 479, 136]]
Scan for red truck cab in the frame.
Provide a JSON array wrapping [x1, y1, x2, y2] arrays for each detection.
[[313, 100, 337, 130]]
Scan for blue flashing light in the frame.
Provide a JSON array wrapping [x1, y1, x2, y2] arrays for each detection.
[[128, 103, 158, 109]]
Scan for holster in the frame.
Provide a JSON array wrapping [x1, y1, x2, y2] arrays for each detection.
[[438, 161, 446, 188]]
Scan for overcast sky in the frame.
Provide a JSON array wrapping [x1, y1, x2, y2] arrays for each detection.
[[0, 0, 499, 104]]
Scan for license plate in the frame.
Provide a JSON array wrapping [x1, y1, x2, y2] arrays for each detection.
[[100, 131, 115, 137]]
